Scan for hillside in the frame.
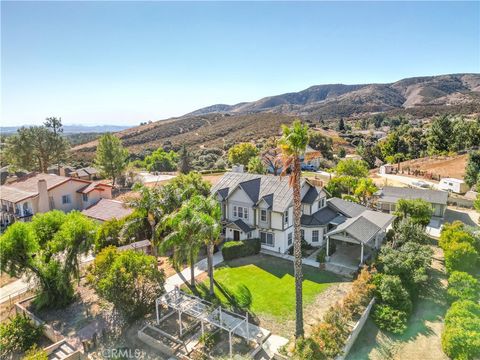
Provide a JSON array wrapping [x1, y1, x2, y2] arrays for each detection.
[[73, 113, 296, 159], [187, 73, 480, 119], [73, 73, 480, 157]]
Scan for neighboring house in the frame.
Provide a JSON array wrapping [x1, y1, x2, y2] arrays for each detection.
[[301, 145, 322, 169], [71, 167, 100, 180], [379, 164, 395, 175], [374, 186, 448, 218], [0, 173, 112, 227], [211, 172, 395, 261], [82, 198, 133, 222], [438, 178, 470, 194]]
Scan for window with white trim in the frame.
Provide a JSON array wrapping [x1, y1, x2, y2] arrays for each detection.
[[233, 206, 237, 217], [284, 210, 289, 225], [312, 230, 319, 242], [301, 229, 305, 240], [234, 206, 249, 220], [288, 232, 293, 246], [260, 209, 267, 222], [260, 232, 274, 247], [62, 195, 71, 204], [320, 197, 325, 208]]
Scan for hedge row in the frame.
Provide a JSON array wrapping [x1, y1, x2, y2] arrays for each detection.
[[221, 239, 261, 260]]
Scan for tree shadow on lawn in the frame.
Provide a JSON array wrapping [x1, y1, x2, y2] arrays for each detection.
[[220, 254, 345, 285]]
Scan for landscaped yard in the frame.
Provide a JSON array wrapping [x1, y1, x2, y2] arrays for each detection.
[[193, 254, 350, 336], [346, 245, 449, 360]]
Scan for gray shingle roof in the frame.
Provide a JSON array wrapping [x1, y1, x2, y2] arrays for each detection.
[[229, 219, 255, 233], [327, 216, 381, 244], [302, 187, 319, 204], [327, 197, 368, 217], [375, 186, 448, 205], [211, 172, 309, 212], [301, 206, 338, 227]]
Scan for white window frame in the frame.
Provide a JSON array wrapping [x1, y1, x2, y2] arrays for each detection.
[[301, 229, 305, 240], [62, 195, 71, 204], [233, 206, 237, 217], [312, 230, 319, 243], [260, 209, 267, 222], [284, 210, 289, 225], [288, 232, 293, 246]]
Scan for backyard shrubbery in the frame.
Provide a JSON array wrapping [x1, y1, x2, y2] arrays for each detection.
[[441, 300, 480, 360], [371, 219, 433, 334], [293, 268, 375, 359], [440, 222, 480, 360], [221, 239, 261, 260], [447, 271, 480, 303], [0, 314, 43, 357]]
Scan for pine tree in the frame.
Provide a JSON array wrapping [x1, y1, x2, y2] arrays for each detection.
[[177, 145, 192, 174]]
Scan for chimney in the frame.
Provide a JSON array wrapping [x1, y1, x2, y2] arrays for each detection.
[[37, 179, 50, 213]]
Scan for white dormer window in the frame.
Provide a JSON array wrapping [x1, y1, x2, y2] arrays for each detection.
[[284, 210, 289, 225], [234, 206, 248, 220]]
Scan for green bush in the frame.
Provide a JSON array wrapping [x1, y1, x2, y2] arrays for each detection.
[[447, 271, 480, 302], [94, 218, 126, 253], [442, 300, 480, 360], [445, 241, 478, 274], [316, 248, 326, 263], [294, 337, 325, 360], [372, 304, 408, 334], [221, 239, 261, 260], [0, 314, 43, 356], [374, 274, 412, 315]]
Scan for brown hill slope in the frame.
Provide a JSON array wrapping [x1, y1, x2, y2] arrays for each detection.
[[74, 113, 296, 159]]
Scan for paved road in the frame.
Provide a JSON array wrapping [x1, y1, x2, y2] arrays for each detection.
[[0, 276, 33, 304]]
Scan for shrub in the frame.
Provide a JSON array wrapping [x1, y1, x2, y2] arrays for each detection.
[[444, 241, 478, 274], [221, 239, 261, 260], [22, 345, 48, 360], [343, 268, 375, 316], [442, 300, 480, 360], [372, 304, 408, 334], [294, 337, 325, 360], [374, 274, 412, 315], [94, 218, 126, 253], [316, 248, 326, 263], [0, 314, 43, 356], [447, 271, 480, 302], [311, 320, 349, 358]]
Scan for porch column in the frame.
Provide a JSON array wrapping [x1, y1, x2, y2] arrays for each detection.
[[325, 236, 330, 261], [360, 243, 364, 266]]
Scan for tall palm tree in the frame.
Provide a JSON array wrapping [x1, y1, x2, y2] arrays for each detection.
[[162, 199, 204, 287], [279, 120, 309, 339], [192, 195, 222, 296]]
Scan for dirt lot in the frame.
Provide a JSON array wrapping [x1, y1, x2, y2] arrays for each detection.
[[347, 245, 448, 360], [396, 154, 467, 179]]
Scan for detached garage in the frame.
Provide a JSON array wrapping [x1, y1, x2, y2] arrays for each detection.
[[374, 186, 449, 218]]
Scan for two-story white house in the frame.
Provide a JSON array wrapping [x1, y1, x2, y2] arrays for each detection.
[[212, 172, 395, 267], [0, 173, 112, 227]]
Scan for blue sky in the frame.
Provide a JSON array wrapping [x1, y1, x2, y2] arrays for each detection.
[[1, 1, 479, 126]]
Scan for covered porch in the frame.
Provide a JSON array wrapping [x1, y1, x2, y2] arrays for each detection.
[[325, 233, 375, 271]]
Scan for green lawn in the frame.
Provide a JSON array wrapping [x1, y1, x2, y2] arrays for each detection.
[[197, 254, 341, 319]]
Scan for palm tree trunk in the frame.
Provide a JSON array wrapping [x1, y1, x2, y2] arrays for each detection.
[[292, 158, 304, 338], [190, 251, 195, 288], [207, 242, 214, 296]]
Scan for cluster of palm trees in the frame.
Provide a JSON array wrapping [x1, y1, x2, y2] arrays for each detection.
[[126, 173, 221, 296]]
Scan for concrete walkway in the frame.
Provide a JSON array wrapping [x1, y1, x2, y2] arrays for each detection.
[[164, 251, 224, 292], [261, 248, 320, 268], [0, 276, 33, 304]]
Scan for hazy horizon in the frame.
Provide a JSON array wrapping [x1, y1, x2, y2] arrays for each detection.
[[2, 1, 479, 126]]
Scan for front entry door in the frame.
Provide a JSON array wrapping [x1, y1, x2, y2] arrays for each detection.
[[233, 230, 240, 241]]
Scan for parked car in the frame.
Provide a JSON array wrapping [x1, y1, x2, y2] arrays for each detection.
[[411, 180, 430, 188], [301, 164, 317, 171]]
